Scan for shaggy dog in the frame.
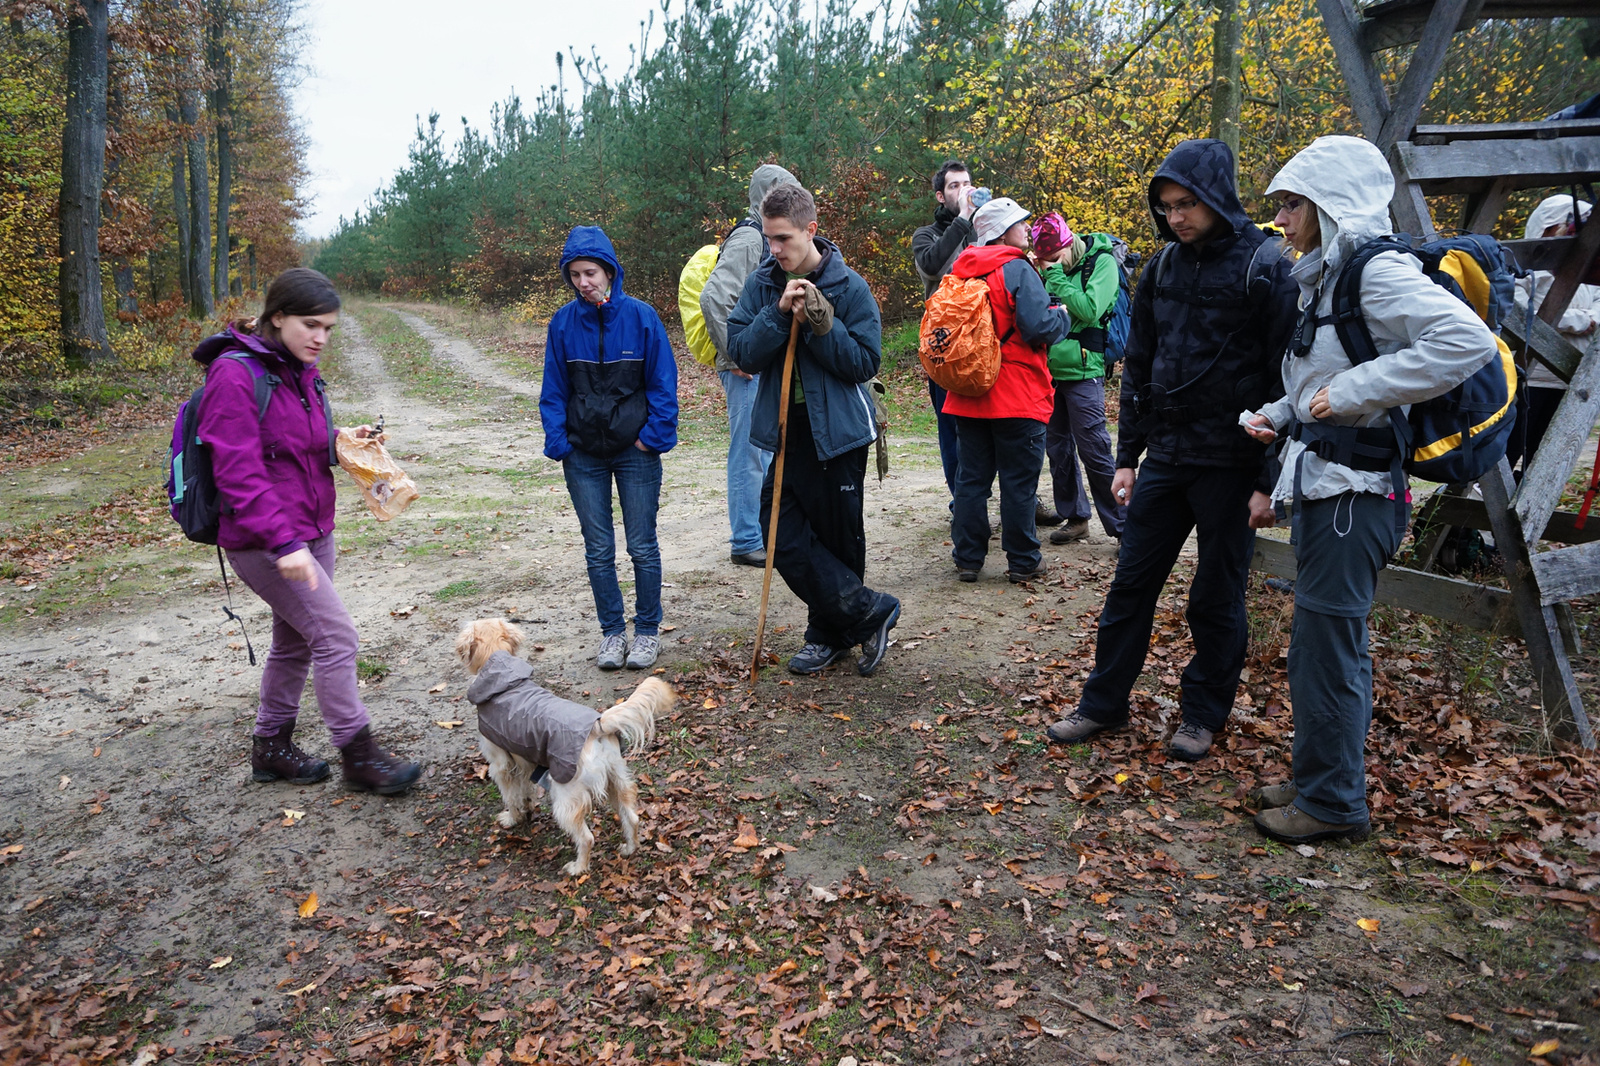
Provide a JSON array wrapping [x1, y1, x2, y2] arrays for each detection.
[[455, 619, 671, 875]]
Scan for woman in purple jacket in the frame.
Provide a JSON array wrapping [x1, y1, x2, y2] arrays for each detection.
[[198, 268, 422, 794]]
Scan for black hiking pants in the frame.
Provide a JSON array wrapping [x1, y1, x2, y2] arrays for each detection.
[[1077, 459, 1257, 733], [761, 402, 896, 650]]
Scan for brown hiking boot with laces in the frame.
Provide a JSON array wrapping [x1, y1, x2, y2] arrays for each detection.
[[339, 726, 424, 795], [251, 721, 331, 785]]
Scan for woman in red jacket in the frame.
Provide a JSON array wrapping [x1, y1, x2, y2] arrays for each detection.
[[198, 268, 422, 794], [943, 198, 1075, 582]]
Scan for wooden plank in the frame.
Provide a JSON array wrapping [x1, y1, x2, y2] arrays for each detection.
[[1249, 534, 1518, 635], [1359, 0, 1599, 50], [1461, 176, 1514, 233], [1539, 209, 1600, 326], [1316, 0, 1391, 137], [1392, 137, 1600, 193], [1530, 541, 1600, 604], [1503, 237, 1600, 284], [1502, 306, 1585, 383], [1514, 344, 1600, 546], [1483, 459, 1594, 747], [1391, 176, 1437, 239], [1412, 119, 1600, 143], [1376, 0, 1477, 151], [1423, 494, 1600, 545]]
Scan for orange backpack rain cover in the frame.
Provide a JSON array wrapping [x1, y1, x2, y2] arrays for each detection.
[[918, 273, 1002, 397]]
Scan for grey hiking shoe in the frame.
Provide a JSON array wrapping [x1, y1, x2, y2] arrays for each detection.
[[1045, 710, 1127, 744], [1167, 722, 1215, 762], [626, 635, 659, 670], [788, 643, 849, 675], [1253, 781, 1299, 809], [596, 634, 627, 670], [1253, 804, 1370, 844]]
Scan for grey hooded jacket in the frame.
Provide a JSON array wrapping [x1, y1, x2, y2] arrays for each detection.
[[1254, 135, 1497, 502], [467, 651, 598, 785], [699, 164, 800, 373]]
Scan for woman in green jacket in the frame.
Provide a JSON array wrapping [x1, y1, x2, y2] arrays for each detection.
[[1039, 224, 1127, 543]]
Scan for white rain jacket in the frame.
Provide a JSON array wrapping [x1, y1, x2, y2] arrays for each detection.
[[1253, 136, 1498, 502], [1513, 195, 1599, 390]]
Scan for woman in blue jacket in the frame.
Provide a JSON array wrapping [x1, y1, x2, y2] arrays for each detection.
[[540, 227, 679, 670]]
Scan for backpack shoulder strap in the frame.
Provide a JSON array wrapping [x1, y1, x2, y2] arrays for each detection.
[[1330, 235, 1414, 367], [313, 376, 337, 467], [214, 350, 280, 422]]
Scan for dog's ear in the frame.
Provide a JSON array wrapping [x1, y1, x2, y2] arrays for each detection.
[[497, 620, 525, 657], [455, 622, 485, 674]]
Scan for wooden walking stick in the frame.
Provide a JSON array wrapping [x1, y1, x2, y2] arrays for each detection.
[[750, 311, 804, 683]]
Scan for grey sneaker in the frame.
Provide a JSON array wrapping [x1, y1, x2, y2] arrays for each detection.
[[1254, 781, 1299, 809], [626, 634, 659, 670], [1167, 722, 1215, 762], [596, 634, 627, 670]]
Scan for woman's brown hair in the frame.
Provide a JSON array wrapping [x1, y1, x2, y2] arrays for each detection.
[[252, 267, 341, 343]]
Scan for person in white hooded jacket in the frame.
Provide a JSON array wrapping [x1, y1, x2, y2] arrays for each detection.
[[1241, 136, 1498, 844], [1506, 195, 1599, 474]]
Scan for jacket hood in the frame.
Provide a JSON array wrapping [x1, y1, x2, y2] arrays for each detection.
[[748, 164, 800, 217], [560, 226, 625, 296], [1266, 135, 1392, 276], [465, 650, 535, 705], [1525, 194, 1592, 240], [1149, 139, 1249, 242], [192, 326, 289, 368], [951, 243, 1027, 278]]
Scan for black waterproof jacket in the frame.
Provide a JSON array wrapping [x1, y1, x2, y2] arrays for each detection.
[[1117, 139, 1297, 489]]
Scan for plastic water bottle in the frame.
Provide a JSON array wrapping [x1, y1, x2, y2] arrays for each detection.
[[969, 187, 993, 209]]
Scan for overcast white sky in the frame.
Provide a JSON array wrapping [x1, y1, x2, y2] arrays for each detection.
[[294, 0, 662, 238]]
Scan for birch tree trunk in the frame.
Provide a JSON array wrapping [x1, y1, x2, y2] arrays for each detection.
[[59, 0, 113, 364]]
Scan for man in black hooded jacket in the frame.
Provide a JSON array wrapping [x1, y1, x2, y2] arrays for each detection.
[[1047, 139, 1295, 762]]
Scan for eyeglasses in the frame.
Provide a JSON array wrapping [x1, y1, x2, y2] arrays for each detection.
[[1154, 196, 1201, 218], [1278, 196, 1308, 215]]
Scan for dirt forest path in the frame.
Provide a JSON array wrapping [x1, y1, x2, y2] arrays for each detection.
[[2, 303, 1595, 1066]]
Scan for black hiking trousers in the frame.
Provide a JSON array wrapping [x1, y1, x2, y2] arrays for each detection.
[[760, 402, 896, 650]]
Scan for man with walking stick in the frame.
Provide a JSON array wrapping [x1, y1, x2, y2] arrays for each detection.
[[728, 184, 900, 677]]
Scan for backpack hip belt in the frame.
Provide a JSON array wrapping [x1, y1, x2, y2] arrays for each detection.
[[1289, 420, 1397, 473]]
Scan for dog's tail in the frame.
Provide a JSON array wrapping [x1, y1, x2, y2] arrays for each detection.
[[598, 677, 670, 755]]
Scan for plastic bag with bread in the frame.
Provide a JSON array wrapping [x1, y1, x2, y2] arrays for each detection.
[[335, 429, 419, 521]]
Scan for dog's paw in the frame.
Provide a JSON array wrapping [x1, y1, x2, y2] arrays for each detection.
[[561, 860, 588, 877], [619, 842, 638, 857], [495, 811, 520, 829]]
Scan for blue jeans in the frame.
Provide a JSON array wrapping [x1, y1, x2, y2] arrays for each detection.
[[950, 415, 1047, 574], [1077, 459, 1256, 732], [562, 446, 663, 637], [720, 370, 772, 555], [928, 379, 960, 504]]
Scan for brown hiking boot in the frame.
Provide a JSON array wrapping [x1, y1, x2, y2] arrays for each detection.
[[1049, 519, 1090, 544], [1253, 804, 1369, 844], [1045, 710, 1127, 744], [339, 726, 424, 795], [251, 722, 330, 785], [1167, 722, 1215, 762], [1252, 781, 1299, 809]]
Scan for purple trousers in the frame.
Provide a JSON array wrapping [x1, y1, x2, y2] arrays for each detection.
[[1045, 378, 1125, 537], [227, 533, 371, 747]]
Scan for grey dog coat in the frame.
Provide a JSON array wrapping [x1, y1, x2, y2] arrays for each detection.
[[467, 651, 599, 785]]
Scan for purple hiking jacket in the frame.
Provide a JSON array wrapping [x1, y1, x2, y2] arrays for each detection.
[[195, 327, 336, 557]]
